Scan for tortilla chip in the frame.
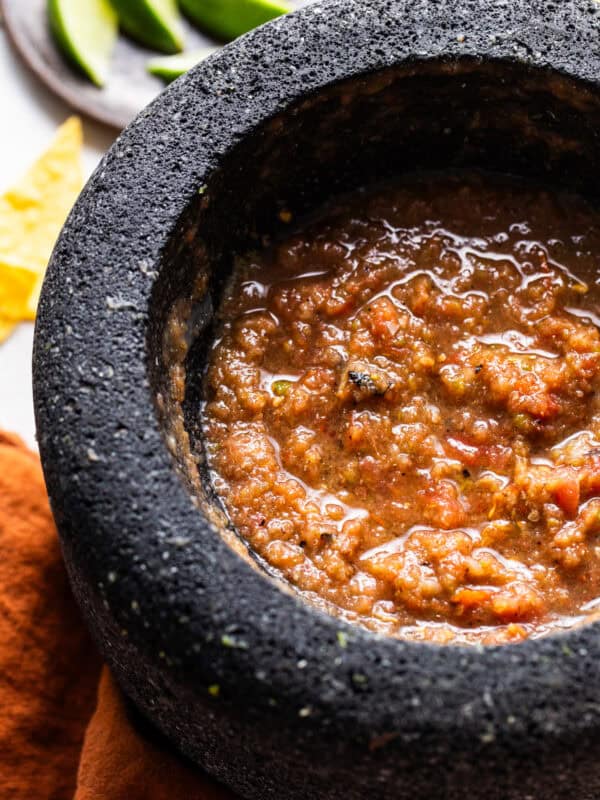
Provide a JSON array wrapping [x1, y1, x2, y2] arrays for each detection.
[[0, 260, 39, 320], [0, 318, 16, 345], [0, 116, 84, 322], [0, 260, 40, 343]]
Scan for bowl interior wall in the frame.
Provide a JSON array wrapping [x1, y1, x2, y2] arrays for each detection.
[[148, 58, 600, 517]]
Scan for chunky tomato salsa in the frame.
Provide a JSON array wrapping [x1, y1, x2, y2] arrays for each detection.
[[203, 172, 600, 644]]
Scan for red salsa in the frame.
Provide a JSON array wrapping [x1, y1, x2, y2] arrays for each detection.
[[203, 172, 600, 644]]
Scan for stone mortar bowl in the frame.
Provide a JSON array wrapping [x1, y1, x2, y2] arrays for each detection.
[[33, 1, 600, 798]]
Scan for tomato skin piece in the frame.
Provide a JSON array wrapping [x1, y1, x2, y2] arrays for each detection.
[[585, 471, 600, 494], [490, 585, 546, 623], [445, 435, 511, 470], [420, 480, 466, 529], [549, 469, 580, 517], [446, 436, 480, 464], [509, 387, 560, 420], [451, 587, 493, 612], [365, 296, 401, 339], [451, 584, 546, 624]]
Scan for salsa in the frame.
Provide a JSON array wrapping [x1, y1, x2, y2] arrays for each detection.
[[202, 172, 600, 644]]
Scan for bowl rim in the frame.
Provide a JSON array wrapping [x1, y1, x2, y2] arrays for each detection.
[[33, 0, 600, 747]]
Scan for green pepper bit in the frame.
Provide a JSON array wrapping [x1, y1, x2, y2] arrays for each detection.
[[272, 379, 292, 397]]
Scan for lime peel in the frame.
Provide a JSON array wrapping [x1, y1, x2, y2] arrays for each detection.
[[48, 0, 118, 87], [111, 0, 185, 54], [179, 0, 291, 42], [147, 47, 219, 82]]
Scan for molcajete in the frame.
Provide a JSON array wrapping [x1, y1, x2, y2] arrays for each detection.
[[33, 1, 600, 798]]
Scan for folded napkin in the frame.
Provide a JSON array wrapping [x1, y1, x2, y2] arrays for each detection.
[[0, 432, 235, 799]]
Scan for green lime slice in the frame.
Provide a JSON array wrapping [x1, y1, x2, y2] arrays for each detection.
[[111, 0, 185, 53], [179, 0, 291, 42], [48, 0, 118, 87], [147, 47, 218, 81]]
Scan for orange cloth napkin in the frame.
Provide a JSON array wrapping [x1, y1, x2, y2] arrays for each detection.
[[0, 432, 236, 800]]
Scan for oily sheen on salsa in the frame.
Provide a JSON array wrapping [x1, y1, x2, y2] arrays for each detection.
[[202, 172, 600, 644]]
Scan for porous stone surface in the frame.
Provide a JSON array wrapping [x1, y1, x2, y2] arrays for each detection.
[[33, 2, 600, 798]]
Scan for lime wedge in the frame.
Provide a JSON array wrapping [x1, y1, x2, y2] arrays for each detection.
[[111, 0, 185, 53], [179, 0, 290, 41], [48, 0, 118, 87], [147, 47, 218, 81]]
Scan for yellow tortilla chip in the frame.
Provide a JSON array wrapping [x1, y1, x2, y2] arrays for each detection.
[[0, 260, 39, 321], [0, 116, 84, 320], [0, 318, 16, 345], [0, 260, 39, 343]]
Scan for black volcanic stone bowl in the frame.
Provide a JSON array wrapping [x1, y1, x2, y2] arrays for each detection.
[[33, 1, 600, 798]]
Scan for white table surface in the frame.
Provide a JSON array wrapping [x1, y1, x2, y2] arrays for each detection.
[[0, 22, 115, 448]]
